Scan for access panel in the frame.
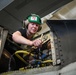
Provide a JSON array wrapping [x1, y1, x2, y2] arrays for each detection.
[[46, 20, 76, 67]]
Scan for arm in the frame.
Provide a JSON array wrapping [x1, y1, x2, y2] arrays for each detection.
[[12, 31, 33, 46], [12, 31, 42, 47]]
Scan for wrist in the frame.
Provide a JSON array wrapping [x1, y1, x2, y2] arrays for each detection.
[[29, 41, 33, 46]]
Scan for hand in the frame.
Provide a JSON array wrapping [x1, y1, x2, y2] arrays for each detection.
[[32, 39, 42, 47]]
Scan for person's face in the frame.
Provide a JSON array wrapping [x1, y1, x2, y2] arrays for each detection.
[[28, 23, 39, 34]]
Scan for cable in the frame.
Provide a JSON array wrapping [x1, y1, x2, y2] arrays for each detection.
[[8, 53, 15, 71]]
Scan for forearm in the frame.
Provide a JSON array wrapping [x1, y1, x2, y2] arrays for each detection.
[[12, 33, 33, 46]]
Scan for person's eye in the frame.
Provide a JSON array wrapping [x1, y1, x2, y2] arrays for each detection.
[[36, 24, 39, 26]]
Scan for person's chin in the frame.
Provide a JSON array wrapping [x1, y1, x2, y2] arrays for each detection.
[[31, 31, 37, 34]]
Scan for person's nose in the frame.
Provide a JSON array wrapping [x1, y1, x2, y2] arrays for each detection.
[[33, 24, 37, 27]]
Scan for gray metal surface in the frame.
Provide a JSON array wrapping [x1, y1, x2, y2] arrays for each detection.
[[0, 26, 8, 58], [0, 27, 3, 57], [0, 0, 14, 11], [1, 62, 76, 75], [46, 20, 76, 67], [0, 66, 60, 75]]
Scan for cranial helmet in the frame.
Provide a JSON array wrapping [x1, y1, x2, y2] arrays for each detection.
[[23, 14, 42, 32], [28, 14, 42, 25]]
